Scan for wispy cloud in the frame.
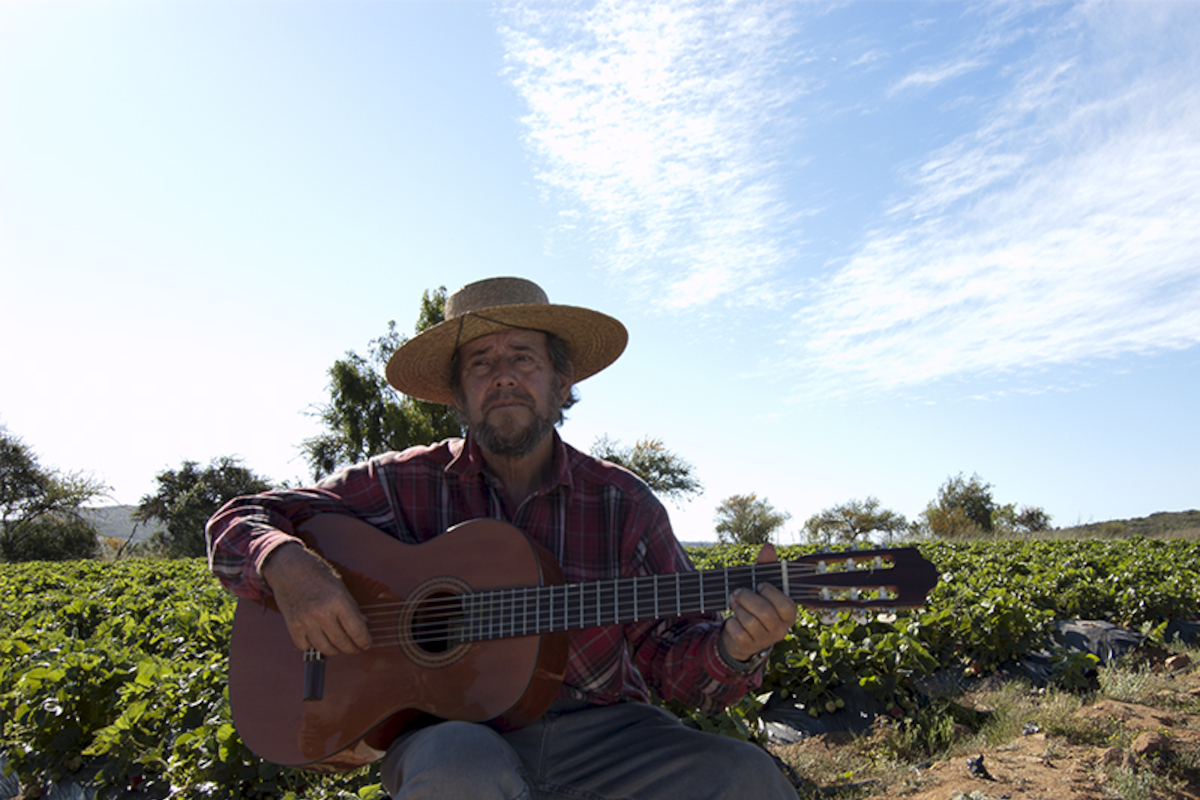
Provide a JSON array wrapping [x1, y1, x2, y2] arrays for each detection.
[[498, 0, 800, 308], [792, 3, 1200, 395], [499, 1, 1200, 397], [887, 57, 985, 97]]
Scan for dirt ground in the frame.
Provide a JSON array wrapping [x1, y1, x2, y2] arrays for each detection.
[[772, 657, 1200, 800]]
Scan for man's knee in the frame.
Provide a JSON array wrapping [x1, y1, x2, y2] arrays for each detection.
[[694, 733, 797, 797], [381, 721, 530, 799]]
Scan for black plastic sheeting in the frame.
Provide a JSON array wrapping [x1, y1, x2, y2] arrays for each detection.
[[761, 681, 892, 743], [1164, 619, 1200, 646], [1008, 619, 1147, 686], [0, 755, 98, 800], [761, 618, 1197, 743]]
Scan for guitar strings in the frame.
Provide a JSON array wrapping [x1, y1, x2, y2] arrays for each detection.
[[347, 560, 904, 648], [353, 563, 898, 637], [359, 581, 901, 649], [353, 580, 888, 624], [352, 559, 895, 614]]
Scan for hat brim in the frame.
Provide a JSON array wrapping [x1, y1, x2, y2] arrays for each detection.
[[385, 304, 628, 404]]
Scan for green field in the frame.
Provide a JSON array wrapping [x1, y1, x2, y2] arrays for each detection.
[[2, 539, 1198, 798]]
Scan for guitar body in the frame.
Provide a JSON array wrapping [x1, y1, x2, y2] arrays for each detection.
[[229, 515, 568, 772]]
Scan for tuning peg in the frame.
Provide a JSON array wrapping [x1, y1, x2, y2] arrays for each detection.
[[851, 609, 871, 624], [820, 611, 840, 625]]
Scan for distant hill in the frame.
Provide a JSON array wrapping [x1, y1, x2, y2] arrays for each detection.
[[1054, 509, 1200, 540], [84, 505, 163, 545]]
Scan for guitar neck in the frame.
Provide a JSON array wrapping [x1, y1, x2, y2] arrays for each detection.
[[459, 562, 775, 642], [453, 550, 926, 643]]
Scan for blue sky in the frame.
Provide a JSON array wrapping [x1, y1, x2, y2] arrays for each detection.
[[2, 0, 1197, 543]]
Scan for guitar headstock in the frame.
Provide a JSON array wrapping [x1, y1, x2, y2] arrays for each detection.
[[786, 546, 938, 613]]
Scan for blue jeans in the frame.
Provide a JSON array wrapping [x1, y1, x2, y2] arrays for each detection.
[[379, 701, 797, 799]]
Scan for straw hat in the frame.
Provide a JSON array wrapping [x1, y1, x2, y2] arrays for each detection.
[[386, 277, 628, 404]]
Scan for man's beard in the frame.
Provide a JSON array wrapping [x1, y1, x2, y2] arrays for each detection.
[[471, 388, 562, 459]]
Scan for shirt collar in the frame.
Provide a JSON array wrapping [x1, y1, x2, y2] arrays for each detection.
[[446, 430, 576, 495]]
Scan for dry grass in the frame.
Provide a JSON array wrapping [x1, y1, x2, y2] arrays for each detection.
[[773, 643, 1200, 799]]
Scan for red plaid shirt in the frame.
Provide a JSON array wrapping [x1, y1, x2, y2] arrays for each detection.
[[207, 433, 762, 713]]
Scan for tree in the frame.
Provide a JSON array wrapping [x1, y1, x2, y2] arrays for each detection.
[[134, 457, 273, 558], [802, 497, 908, 547], [301, 288, 463, 480], [1014, 505, 1053, 532], [993, 503, 1054, 535], [714, 493, 790, 545], [1, 426, 105, 561], [918, 472, 1052, 539], [919, 472, 998, 538], [590, 436, 702, 504]]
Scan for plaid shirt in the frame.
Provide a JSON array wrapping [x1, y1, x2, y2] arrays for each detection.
[[207, 433, 762, 713]]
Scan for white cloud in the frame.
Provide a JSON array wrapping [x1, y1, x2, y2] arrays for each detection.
[[792, 3, 1200, 395], [499, 1, 1200, 397], [887, 57, 985, 96], [498, 0, 800, 309]]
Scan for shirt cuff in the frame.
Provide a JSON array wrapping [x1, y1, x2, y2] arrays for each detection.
[[716, 632, 771, 674]]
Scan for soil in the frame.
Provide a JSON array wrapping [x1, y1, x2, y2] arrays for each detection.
[[771, 658, 1200, 800]]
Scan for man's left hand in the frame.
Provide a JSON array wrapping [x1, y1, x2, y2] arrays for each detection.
[[721, 543, 798, 663]]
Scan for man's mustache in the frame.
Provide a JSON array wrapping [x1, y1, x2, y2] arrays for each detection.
[[482, 388, 536, 412]]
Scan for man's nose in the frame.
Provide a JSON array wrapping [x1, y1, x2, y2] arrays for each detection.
[[489, 357, 519, 385]]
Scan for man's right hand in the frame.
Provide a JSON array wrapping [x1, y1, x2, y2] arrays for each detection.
[[261, 541, 373, 656]]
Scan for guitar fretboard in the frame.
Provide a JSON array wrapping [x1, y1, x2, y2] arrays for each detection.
[[450, 556, 915, 643], [460, 562, 785, 642]]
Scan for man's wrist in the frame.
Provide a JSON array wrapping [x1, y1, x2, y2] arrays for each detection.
[[259, 540, 306, 593], [717, 634, 771, 673]]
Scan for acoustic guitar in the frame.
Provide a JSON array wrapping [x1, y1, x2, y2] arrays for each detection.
[[228, 514, 938, 772]]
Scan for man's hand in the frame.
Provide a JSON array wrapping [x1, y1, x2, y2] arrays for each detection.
[[261, 542, 372, 656], [721, 543, 798, 663]]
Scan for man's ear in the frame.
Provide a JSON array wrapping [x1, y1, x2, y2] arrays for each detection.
[[450, 387, 467, 419], [556, 374, 575, 406]]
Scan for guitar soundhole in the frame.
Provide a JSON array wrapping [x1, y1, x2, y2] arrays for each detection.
[[413, 592, 463, 653], [398, 576, 473, 669]]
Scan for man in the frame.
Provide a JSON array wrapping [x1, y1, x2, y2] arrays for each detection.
[[207, 277, 799, 799]]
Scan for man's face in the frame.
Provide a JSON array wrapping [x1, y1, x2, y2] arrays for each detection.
[[455, 329, 571, 458]]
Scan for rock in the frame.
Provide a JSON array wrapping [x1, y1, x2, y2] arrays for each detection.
[[1130, 731, 1170, 757], [1100, 747, 1135, 769], [1165, 653, 1191, 672], [967, 754, 995, 780]]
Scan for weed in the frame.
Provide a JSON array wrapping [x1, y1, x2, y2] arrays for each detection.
[[1104, 763, 1166, 800], [1100, 663, 1157, 705]]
